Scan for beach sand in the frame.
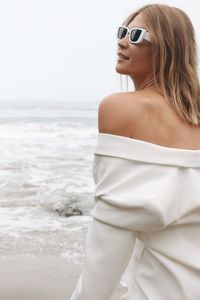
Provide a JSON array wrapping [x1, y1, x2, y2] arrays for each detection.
[[0, 215, 127, 300], [0, 255, 127, 300]]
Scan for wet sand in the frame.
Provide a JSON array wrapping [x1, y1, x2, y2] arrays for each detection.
[[0, 255, 127, 300], [0, 209, 127, 300]]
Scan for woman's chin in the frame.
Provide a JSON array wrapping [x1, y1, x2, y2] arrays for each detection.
[[115, 64, 129, 75]]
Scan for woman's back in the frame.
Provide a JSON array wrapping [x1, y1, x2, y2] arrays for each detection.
[[104, 89, 200, 150], [70, 93, 200, 299]]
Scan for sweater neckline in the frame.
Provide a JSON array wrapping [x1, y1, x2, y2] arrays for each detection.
[[98, 133, 200, 153], [95, 133, 200, 167]]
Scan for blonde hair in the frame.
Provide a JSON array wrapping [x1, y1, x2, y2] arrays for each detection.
[[123, 4, 200, 126]]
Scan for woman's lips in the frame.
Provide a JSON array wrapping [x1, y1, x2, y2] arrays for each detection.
[[117, 52, 129, 60]]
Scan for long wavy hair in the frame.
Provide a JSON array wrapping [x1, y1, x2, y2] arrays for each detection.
[[123, 4, 200, 126]]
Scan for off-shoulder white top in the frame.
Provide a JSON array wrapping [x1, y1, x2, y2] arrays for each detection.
[[70, 133, 200, 300]]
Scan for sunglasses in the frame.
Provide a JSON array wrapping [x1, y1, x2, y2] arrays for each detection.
[[117, 26, 151, 44]]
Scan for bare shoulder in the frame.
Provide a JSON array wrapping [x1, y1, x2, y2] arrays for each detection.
[[98, 90, 200, 148], [98, 91, 153, 137]]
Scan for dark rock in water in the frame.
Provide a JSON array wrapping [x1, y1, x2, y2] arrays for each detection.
[[56, 206, 82, 217]]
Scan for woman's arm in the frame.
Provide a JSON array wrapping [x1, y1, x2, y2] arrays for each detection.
[[70, 217, 137, 300]]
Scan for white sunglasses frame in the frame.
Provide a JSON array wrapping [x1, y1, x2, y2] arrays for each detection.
[[117, 26, 151, 44]]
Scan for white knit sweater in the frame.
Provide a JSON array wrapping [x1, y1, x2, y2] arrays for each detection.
[[70, 133, 200, 300]]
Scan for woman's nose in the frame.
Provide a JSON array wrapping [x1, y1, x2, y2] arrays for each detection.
[[117, 37, 129, 49]]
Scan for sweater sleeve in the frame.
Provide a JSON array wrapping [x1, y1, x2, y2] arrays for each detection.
[[90, 154, 167, 232], [70, 217, 137, 300]]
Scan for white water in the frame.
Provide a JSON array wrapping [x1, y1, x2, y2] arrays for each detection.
[[0, 100, 98, 264]]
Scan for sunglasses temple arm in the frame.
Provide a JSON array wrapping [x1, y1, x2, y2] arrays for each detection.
[[144, 32, 151, 42]]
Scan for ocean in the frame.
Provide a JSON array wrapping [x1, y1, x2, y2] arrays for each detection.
[[0, 100, 99, 265]]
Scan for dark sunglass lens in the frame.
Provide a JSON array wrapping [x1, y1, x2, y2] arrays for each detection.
[[130, 29, 142, 42], [117, 27, 128, 39]]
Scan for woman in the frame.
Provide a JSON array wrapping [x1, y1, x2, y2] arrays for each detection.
[[70, 4, 200, 300]]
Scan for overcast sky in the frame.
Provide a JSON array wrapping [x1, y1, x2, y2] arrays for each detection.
[[0, 0, 200, 103]]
